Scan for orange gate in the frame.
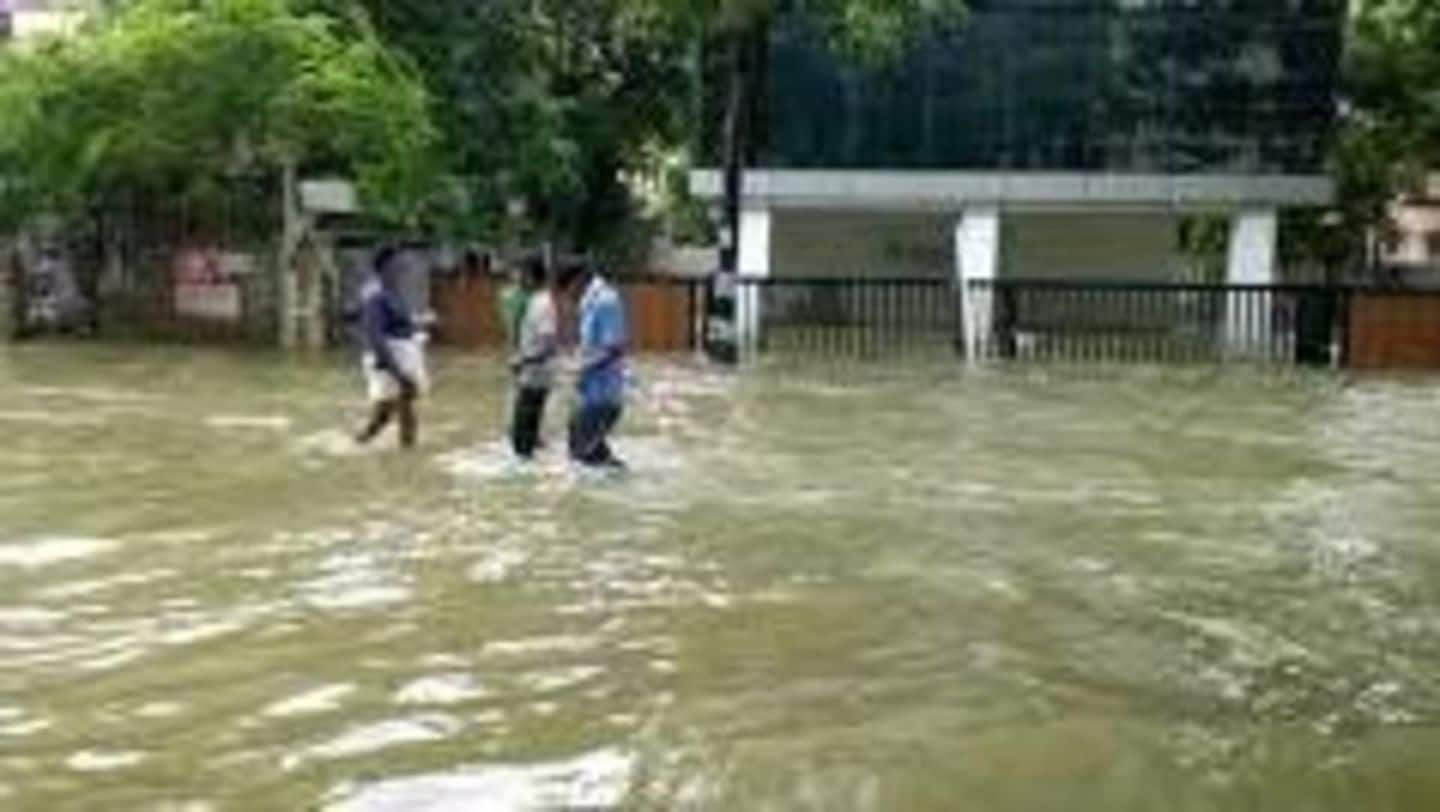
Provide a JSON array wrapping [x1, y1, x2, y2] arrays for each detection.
[[431, 276, 700, 353], [1347, 292, 1440, 371]]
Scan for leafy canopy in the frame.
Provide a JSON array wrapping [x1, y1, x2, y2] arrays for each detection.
[[335, 0, 965, 252], [0, 0, 439, 228], [630, 0, 967, 61]]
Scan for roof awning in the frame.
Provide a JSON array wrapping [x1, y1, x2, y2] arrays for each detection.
[[689, 170, 1333, 212]]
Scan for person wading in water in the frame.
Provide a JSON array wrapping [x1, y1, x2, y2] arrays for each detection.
[[510, 255, 558, 460], [496, 258, 528, 354], [355, 245, 427, 449], [558, 258, 628, 470]]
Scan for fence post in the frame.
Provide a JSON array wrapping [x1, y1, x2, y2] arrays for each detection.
[[735, 207, 771, 360], [687, 280, 699, 352], [951, 283, 965, 357], [1337, 287, 1353, 370], [1294, 286, 1336, 367], [1224, 210, 1278, 359], [997, 285, 1018, 360], [0, 239, 14, 341], [956, 207, 1000, 364], [277, 160, 301, 350]]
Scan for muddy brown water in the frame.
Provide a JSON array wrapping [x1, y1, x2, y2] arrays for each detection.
[[1, 345, 1439, 810]]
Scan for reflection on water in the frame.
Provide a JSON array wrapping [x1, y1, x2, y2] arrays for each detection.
[[326, 748, 634, 812], [0, 537, 117, 569], [2, 345, 1440, 810]]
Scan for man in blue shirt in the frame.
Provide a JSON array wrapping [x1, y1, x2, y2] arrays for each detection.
[[558, 259, 627, 469], [354, 245, 428, 449]]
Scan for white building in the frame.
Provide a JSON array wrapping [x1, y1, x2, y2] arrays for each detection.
[[0, 0, 87, 43], [1378, 173, 1440, 272], [692, 2, 1343, 359]]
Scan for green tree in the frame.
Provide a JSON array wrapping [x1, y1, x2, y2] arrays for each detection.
[[341, 0, 964, 270], [340, 0, 695, 261], [0, 0, 439, 231], [1324, 0, 1440, 274]]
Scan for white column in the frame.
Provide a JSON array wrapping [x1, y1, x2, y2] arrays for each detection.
[[736, 206, 771, 358], [956, 206, 1000, 364], [1225, 209, 1278, 358]]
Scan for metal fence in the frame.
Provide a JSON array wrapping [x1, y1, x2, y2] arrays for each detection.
[[10, 183, 282, 345], [968, 280, 1345, 366], [19, 253, 1440, 373], [737, 276, 962, 360], [729, 276, 1440, 371]]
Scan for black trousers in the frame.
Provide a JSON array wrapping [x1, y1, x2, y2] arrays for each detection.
[[568, 401, 623, 466], [510, 386, 550, 459]]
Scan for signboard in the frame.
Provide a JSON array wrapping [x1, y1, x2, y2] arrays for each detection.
[[299, 179, 358, 215], [173, 246, 242, 322]]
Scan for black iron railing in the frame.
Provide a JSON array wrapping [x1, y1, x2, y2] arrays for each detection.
[[968, 280, 1348, 366], [718, 276, 1378, 367], [733, 276, 961, 359]]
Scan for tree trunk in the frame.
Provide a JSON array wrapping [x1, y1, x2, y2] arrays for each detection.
[[720, 32, 747, 278]]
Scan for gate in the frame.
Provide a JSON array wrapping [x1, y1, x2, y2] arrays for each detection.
[[1346, 291, 1440, 370], [10, 182, 281, 345], [430, 275, 703, 354]]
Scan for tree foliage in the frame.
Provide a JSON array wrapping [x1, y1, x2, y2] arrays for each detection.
[[0, 0, 439, 230], [1349, 0, 1440, 152], [630, 0, 965, 62], [1323, 0, 1440, 270], [338, 0, 695, 257], [338, 0, 964, 259]]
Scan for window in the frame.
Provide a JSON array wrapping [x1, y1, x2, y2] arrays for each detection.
[[1426, 232, 1440, 262], [1380, 229, 1403, 258], [712, 1, 1345, 174]]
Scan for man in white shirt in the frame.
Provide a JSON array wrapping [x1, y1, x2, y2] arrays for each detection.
[[509, 256, 557, 459]]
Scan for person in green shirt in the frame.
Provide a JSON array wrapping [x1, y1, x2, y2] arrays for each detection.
[[496, 260, 529, 352]]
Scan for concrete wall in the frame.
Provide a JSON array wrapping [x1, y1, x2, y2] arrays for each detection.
[[1003, 211, 1180, 281]]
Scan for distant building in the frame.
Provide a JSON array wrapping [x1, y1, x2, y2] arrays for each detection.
[[1378, 173, 1440, 274], [1, 0, 87, 43], [693, 0, 1346, 355]]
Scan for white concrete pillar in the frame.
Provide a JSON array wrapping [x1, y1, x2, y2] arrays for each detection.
[[1225, 209, 1278, 358], [736, 206, 771, 358], [956, 206, 1000, 363]]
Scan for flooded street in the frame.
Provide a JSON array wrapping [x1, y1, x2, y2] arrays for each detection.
[[2, 345, 1440, 810]]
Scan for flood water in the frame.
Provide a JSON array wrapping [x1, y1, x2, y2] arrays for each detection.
[[2, 345, 1440, 811]]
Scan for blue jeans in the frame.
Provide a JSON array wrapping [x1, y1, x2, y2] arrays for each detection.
[[568, 401, 623, 466]]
